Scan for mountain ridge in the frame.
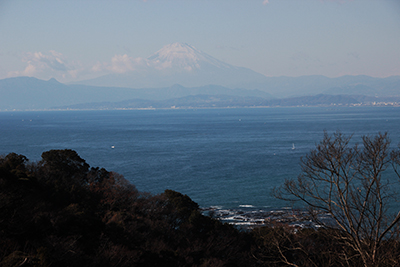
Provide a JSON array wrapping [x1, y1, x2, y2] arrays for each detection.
[[1, 74, 399, 110], [69, 43, 400, 98], [0, 76, 272, 110]]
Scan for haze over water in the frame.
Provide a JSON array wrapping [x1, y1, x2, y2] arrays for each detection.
[[1, 107, 399, 209]]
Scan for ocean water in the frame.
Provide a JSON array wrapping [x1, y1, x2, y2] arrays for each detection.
[[1, 107, 399, 210]]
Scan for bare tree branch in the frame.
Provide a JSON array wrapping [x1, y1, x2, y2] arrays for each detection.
[[275, 131, 400, 267]]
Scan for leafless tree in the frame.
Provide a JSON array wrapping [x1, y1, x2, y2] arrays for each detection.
[[275, 131, 400, 267]]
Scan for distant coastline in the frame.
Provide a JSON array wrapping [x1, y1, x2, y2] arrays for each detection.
[[2, 76, 400, 111], [48, 93, 400, 110], [2, 100, 399, 112]]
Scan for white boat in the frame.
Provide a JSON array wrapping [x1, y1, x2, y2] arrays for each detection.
[[292, 143, 295, 150]]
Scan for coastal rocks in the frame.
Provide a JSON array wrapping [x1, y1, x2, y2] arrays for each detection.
[[202, 206, 330, 230]]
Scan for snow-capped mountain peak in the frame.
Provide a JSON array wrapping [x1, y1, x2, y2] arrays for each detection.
[[75, 42, 269, 88], [147, 43, 233, 71]]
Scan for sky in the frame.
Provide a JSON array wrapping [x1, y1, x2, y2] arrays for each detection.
[[0, 0, 399, 83]]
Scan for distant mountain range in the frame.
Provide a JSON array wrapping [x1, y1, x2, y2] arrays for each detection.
[[1, 75, 399, 110], [0, 77, 272, 110], [0, 42, 399, 110], [71, 43, 400, 98]]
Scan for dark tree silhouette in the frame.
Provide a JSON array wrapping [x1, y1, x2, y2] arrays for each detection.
[[275, 132, 400, 267]]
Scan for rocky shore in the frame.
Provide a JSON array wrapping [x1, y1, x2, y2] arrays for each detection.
[[202, 206, 332, 230]]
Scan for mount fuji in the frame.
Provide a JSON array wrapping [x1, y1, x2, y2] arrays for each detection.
[[3, 43, 398, 110], [76, 43, 269, 89]]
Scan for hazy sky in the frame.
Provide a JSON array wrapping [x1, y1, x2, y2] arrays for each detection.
[[0, 0, 399, 83]]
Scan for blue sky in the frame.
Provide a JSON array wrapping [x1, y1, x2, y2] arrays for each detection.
[[0, 0, 399, 83]]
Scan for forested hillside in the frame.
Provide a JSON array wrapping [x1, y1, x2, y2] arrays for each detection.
[[1, 149, 399, 266]]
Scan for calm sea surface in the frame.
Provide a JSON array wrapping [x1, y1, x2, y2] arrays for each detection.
[[1, 107, 399, 209]]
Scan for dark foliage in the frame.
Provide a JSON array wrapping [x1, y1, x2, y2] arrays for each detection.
[[1, 149, 399, 267], [0, 150, 253, 267]]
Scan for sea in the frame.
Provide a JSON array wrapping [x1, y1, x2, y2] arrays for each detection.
[[1, 107, 400, 215]]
